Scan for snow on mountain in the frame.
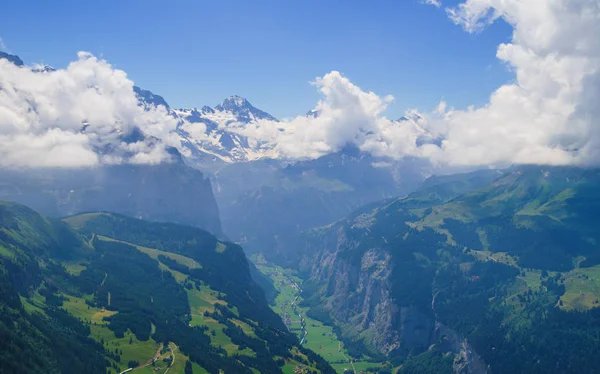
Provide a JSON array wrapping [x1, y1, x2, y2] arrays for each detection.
[[31, 64, 55, 73], [131, 86, 282, 166], [134, 87, 438, 169], [215, 95, 278, 123], [171, 96, 281, 167]]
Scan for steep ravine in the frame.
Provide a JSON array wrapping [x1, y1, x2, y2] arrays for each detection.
[[296, 226, 488, 374]]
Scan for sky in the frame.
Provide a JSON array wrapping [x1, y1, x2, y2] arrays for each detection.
[[0, 0, 513, 119], [1, 0, 599, 168]]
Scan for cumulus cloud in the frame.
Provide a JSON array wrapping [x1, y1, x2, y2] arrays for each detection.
[[235, 71, 398, 159], [0, 52, 179, 168], [428, 0, 600, 166], [5, 0, 599, 168], [231, 0, 600, 167], [224, 71, 425, 160]]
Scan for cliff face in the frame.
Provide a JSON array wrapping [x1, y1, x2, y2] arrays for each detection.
[[0, 160, 223, 236], [295, 212, 488, 374], [280, 169, 517, 371], [300, 227, 435, 355]]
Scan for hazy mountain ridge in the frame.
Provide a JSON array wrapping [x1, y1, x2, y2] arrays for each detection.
[[0, 155, 223, 237], [222, 146, 433, 254], [0, 50, 433, 260]]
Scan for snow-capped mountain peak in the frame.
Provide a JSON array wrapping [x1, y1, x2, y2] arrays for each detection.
[[137, 88, 439, 169], [31, 64, 55, 73], [201, 105, 215, 114], [154, 94, 281, 166], [217, 95, 249, 110], [214, 95, 278, 123]]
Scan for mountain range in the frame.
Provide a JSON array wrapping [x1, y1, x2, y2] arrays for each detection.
[[134, 86, 282, 169], [5, 49, 600, 374], [0, 50, 434, 258], [132, 82, 437, 253]]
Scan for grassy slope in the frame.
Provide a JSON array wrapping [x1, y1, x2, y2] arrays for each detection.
[[254, 258, 382, 373], [61, 294, 159, 373], [60, 230, 327, 372], [5, 205, 329, 373], [560, 265, 600, 310], [470, 249, 600, 312], [410, 168, 600, 313], [59, 234, 260, 371], [96, 235, 198, 283]]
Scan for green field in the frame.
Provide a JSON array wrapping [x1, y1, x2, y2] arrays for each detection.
[[86, 236, 258, 364], [96, 235, 198, 282], [132, 343, 204, 374], [560, 264, 600, 311], [62, 294, 213, 374], [63, 261, 88, 276], [60, 294, 160, 373], [186, 285, 255, 356], [254, 258, 382, 373], [57, 240, 216, 374]]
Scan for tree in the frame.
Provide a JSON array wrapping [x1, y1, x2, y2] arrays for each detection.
[[185, 360, 193, 374]]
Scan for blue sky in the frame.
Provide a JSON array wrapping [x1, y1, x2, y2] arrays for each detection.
[[1, 0, 513, 119]]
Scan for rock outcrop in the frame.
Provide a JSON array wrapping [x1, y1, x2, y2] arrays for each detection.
[[296, 221, 488, 374]]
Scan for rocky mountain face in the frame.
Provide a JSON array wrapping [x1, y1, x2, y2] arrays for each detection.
[[172, 95, 281, 170], [288, 170, 503, 357], [278, 169, 494, 371], [285, 166, 600, 373], [0, 152, 223, 236], [299, 219, 488, 374]]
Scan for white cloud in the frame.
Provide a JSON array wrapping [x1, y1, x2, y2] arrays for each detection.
[[425, 0, 600, 166], [0, 52, 180, 168], [0, 37, 6, 51], [232, 71, 415, 160], [422, 0, 442, 8], [241, 0, 600, 167], [4, 0, 599, 169]]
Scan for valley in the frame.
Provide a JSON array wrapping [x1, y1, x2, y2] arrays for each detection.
[[246, 166, 600, 374], [2, 2, 600, 372], [253, 256, 384, 374], [4, 163, 600, 373]]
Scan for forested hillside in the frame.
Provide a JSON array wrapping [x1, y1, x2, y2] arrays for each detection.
[[0, 202, 333, 374]]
